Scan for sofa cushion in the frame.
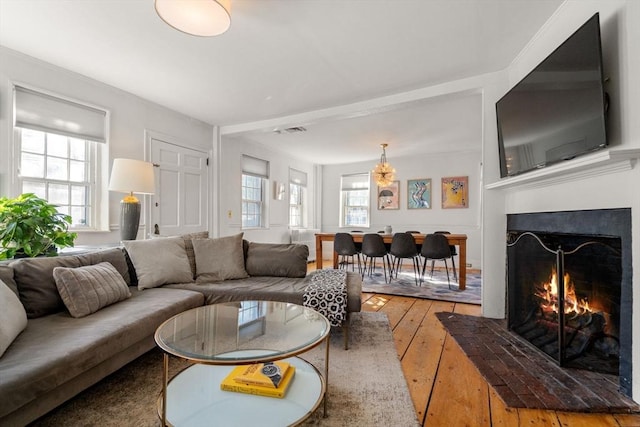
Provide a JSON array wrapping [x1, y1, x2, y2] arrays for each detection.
[[245, 243, 308, 278], [123, 237, 193, 290], [11, 256, 83, 318], [0, 265, 18, 298], [53, 262, 132, 318], [181, 231, 209, 278], [0, 279, 27, 358], [193, 233, 248, 283]]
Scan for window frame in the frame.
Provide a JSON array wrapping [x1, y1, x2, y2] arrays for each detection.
[[288, 168, 307, 229], [241, 173, 267, 229], [339, 172, 371, 228]]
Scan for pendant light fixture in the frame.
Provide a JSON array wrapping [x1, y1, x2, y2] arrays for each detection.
[[155, 0, 231, 37], [372, 143, 396, 187]]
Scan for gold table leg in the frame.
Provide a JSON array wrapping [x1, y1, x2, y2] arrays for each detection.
[[162, 353, 168, 426], [324, 332, 330, 417]]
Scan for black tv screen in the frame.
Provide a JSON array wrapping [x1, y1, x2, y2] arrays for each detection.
[[496, 13, 608, 178]]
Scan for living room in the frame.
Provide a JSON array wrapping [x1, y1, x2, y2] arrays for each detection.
[[1, 0, 640, 423]]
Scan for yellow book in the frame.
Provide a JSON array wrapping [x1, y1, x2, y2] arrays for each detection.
[[220, 365, 296, 399], [232, 361, 291, 388]]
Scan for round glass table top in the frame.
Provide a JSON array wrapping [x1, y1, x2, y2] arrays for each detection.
[[154, 301, 330, 364]]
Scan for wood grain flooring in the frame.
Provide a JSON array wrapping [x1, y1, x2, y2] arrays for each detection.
[[359, 293, 640, 426]]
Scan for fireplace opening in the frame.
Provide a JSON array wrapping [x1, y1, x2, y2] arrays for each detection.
[[507, 231, 622, 376]]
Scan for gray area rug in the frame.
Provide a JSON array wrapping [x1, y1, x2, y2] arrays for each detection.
[[29, 312, 419, 427], [360, 267, 482, 305]]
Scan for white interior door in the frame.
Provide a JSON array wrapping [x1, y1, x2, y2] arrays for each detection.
[[150, 137, 208, 237]]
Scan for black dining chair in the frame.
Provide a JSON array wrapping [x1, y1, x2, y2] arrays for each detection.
[[420, 233, 452, 288], [434, 231, 458, 281], [389, 232, 420, 285], [405, 231, 422, 255], [361, 233, 392, 283], [334, 232, 361, 273]]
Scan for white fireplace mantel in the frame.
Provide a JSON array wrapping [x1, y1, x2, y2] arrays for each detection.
[[485, 149, 640, 191]]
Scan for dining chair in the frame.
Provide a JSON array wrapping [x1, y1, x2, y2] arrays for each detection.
[[420, 233, 452, 288], [434, 230, 458, 281], [389, 232, 420, 285], [334, 232, 361, 273], [361, 233, 392, 283]]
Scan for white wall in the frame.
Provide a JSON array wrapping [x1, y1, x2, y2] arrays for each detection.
[[0, 47, 214, 245], [218, 135, 316, 244], [321, 150, 482, 268], [481, 0, 640, 400]]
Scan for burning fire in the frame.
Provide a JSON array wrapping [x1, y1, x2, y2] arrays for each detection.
[[536, 268, 592, 315]]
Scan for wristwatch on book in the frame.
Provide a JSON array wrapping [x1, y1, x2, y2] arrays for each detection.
[[261, 362, 282, 386]]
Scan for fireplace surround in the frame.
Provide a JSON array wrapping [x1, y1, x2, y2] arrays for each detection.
[[507, 208, 632, 396]]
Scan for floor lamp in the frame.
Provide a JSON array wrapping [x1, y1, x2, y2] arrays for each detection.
[[108, 158, 156, 241]]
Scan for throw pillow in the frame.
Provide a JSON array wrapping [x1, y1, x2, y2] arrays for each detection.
[[53, 262, 132, 318], [193, 233, 248, 283], [181, 231, 209, 278], [0, 279, 28, 357], [245, 243, 309, 278], [11, 256, 83, 318], [123, 237, 193, 289]]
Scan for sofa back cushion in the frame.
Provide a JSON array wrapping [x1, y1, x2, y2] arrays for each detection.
[[245, 243, 308, 278], [11, 248, 132, 318], [123, 237, 194, 289], [193, 233, 248, 283], [0, 265, 18, 298], [53, 262, 132, 318]]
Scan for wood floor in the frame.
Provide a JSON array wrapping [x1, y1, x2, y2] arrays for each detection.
[[311, 261, 640, 426]]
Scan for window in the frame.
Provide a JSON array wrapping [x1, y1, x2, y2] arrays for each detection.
[[241, 155, 269, 228], [18, 129, 94, 227], [13, 85, 108, 231], [340, 173, 370, 227], [289, 168, 307, 228]]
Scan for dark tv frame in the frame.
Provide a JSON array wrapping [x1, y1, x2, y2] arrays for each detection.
[[496, 13, 608, 178]]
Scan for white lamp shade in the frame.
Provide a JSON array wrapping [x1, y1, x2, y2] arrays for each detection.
[[108, 158, 156, 195], [155, 0, 231, 37]]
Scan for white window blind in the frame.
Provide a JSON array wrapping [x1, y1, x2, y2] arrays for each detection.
[[289, 168, 307, 186], [14, 86, 107, 143], [241, 155, 269, 178], [341, 173, 369, 190]]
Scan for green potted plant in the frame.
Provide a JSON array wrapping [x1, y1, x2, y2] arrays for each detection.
[[0, 193, 77, 260]]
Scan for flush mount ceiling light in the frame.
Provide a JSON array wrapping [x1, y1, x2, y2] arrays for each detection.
[[372, 143, 396, 187], [155, 0, 231, 37]]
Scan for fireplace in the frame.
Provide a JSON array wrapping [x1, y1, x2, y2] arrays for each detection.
[[506, 208, 632, 397]]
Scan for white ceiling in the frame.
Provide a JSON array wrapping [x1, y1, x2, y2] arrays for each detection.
[[0, 0, 563, 164]]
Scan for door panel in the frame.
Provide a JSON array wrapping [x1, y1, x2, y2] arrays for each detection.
[[150, 137, 208, 237]]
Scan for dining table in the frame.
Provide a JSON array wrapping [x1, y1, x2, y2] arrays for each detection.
[[314, 232, 469, 290]]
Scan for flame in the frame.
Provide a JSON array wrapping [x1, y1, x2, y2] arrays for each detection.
[[536, 268, 592, 315]]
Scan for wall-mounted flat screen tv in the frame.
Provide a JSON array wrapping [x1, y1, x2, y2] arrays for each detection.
[[496, 13, 608, 178]]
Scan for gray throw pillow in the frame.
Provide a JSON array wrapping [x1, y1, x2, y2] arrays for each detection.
[[53, 262, 132, 318], [245, 243, 309, 278], [0, 279, 28, 357], [193, 233, 248, 283], [0, 265, 18, 298], [123, 237, 194, 289], [181, 231, 209, 278]]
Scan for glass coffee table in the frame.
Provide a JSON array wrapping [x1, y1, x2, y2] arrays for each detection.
[[154, 301, 331, 426]]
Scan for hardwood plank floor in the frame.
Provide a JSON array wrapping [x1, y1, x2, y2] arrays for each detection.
[[312, 262, 640, 426]]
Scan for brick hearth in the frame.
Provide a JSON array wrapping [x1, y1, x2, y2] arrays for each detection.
[[436, 312, 640, 413]]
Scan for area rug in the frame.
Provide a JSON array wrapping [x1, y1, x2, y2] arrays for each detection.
[[29, 312, 419, 427], [360, 268, 482, 305]]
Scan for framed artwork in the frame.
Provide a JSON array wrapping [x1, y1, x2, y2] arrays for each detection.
[[377, 181, 399, 210], [407, 178, 431, 209], [441, 176, 469, 209]]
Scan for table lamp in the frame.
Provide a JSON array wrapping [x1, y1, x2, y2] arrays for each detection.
[[108, 158, 156, 241]]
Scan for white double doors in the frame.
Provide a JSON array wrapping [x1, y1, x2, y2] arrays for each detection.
[[149, 135, 209, 237]]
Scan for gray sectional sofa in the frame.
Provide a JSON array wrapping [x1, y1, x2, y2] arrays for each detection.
[[0, 233, 362, 426]]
